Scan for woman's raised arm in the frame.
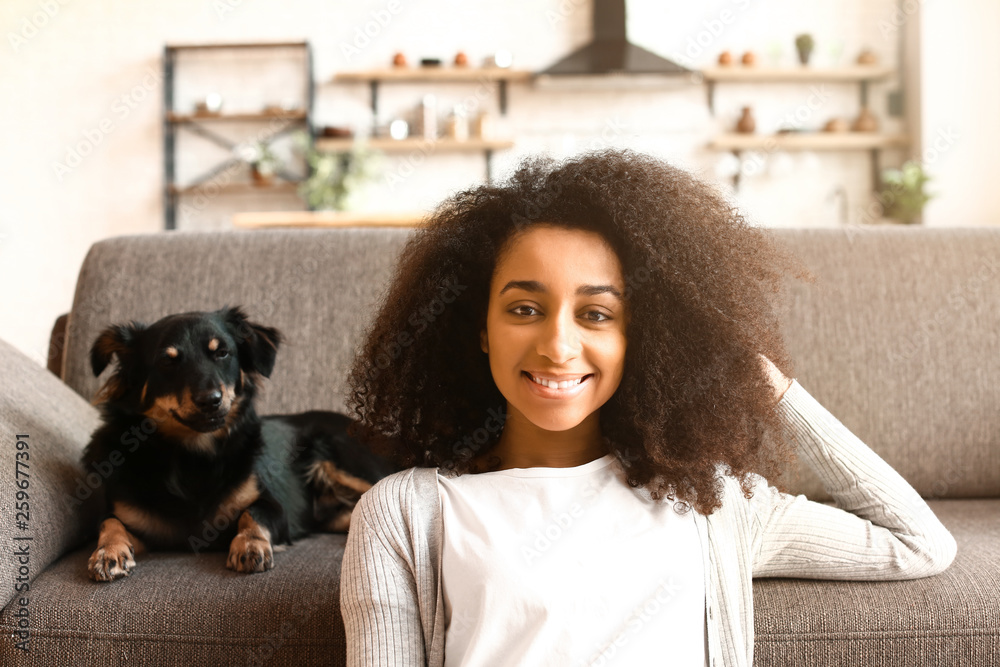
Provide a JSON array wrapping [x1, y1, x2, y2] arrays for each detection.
[[747, 370, 957, 580]]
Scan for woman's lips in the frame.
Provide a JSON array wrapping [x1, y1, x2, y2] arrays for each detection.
[[522, 371, 593, 399]]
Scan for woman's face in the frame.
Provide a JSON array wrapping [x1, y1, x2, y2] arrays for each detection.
[[480, 224, 628, 432]]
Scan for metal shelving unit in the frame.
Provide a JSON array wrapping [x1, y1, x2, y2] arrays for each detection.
[[162, 41, 314, 230]]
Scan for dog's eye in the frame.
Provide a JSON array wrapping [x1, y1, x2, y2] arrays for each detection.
[[215, 349, 230, 360]]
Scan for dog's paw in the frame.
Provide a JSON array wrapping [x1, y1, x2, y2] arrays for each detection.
[[226, 533, 273, 573], [88, 543, 136, 582]]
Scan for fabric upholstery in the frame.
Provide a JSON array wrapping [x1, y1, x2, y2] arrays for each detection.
[[0, 338, 105, 611], [754, 499, 1000, 665], [0, 534, 348, 666], [770, 228, 1000, 500]]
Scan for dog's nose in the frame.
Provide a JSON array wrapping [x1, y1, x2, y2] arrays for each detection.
[[193, 389, 223, 412]]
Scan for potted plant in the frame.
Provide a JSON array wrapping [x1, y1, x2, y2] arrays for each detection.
[[293, 132, 381, 211], [245, 141, 282, 187], [878, 160, 933, 224], [795, 34, 815, 65]]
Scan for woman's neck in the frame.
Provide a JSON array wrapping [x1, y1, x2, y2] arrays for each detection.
[[469, 407, 609, 472]]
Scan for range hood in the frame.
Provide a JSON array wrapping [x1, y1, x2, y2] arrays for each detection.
[[538, 0, 691, 78]]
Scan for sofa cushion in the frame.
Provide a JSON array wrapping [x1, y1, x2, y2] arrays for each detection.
[[754, 498, 1000, 665], [771, 228, 1000, 500], [0, 338, 105, 612], [0, 533, 348, 666]]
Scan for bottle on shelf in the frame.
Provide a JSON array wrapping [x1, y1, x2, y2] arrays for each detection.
[[446, 106, 469, 140], [419, 94, 438, 140]]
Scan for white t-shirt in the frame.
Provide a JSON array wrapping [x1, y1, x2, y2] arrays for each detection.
[[437, 452, 707, 667]]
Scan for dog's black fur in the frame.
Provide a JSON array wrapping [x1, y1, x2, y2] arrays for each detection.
[[82, 305, 396, 581]]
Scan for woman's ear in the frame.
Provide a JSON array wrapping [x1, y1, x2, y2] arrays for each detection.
[[480, 329, 489, 354]]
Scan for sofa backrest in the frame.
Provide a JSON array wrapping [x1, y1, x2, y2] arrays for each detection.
[[62, 227, 1000, 500]]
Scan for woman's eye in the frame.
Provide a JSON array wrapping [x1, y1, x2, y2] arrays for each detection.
[[510, 305, 538, 317], [586, 311, 611, 322]]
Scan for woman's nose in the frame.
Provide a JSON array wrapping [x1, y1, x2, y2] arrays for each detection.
[[537, 311, 581, 363]]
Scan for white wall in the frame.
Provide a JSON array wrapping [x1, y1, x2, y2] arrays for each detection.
[[0, 0, 995, 366], [919, 0, 1000, 226]]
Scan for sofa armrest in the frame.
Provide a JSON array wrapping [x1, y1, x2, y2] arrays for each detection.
[[47, 313, 69, 379], [0, 337, 105, 611]]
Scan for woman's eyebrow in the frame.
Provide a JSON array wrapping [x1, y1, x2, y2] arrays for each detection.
[[499, 280, 623, 301]]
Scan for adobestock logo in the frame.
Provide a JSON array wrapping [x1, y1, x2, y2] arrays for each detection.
[[7, 0, 71, 53]]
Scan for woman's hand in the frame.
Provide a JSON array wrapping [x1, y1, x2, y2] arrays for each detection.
[[759, 354, 793, 403]]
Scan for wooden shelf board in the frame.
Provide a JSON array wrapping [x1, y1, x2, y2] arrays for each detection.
[[315, 137, 514, 152], [232, 210, 427, 228], [167, 111, 307, 123], [700, 65, 895, 82], [170, 182, 300, 195], [165, 41, 308, 51], [334, 67, 534, 83], [709, 132, 910, 151]]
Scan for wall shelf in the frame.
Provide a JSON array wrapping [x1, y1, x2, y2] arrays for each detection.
[[333, 67, 532, 116], [316, 137, 514, 151], [709, 132, 909, 151], [710, 132, 910, 191], [333, 67, 532, 117], [328, 67, 527, 182], [701, 65, 895, 113], [166, 111, 308, 123], [168, 181, 300, 195], [232, 210, 426, 228]]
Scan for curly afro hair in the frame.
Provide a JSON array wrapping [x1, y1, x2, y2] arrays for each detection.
[[346, 148, 814, 515]]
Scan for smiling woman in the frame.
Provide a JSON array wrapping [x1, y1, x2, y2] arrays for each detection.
[[346, 147, 811, 510], [341, 148, 956, 667]]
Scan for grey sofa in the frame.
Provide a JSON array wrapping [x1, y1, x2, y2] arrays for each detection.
[[1, 226, 997, 666]]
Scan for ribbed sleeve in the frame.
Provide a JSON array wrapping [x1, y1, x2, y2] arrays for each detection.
[[340, 470, 429, 666], [749, 379, 958, 580]]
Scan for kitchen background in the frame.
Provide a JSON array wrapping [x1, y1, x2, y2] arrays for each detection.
[[1, 0, 997, 362]]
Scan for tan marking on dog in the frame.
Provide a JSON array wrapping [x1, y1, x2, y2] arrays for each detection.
[[165, 346, 178, 358], [227, 511, 274, 573], [324, 507, 355, 533], [112, 500, 181, 543], [309, 461, 373, 497], [208, 338, 219, 351], [88, 516, 147, 582], [140, 381, 148, 405], [309, 462, 372, 533], [211, 474, 260, 527]]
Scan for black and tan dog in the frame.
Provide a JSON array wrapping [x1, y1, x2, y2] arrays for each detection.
[[82, 305, 395, 581]]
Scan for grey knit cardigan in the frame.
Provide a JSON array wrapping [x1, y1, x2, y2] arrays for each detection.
[[340, 379, 958, 667]]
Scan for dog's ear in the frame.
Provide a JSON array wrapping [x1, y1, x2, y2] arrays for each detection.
[[221, 305, 284, 378], [90, 321, 146, 377]]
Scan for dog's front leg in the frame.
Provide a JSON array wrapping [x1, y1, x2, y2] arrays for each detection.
[[88, 516, 145, 582], [226, 491, 287, 574]]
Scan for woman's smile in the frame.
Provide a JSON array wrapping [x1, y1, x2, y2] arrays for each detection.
[[522, 370, 594, 398]]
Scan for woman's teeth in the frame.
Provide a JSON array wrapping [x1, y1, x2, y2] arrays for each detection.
[[527, 373, 588, 390]]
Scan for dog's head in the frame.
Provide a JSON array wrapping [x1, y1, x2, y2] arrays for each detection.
[[90, 305, 284, 440]]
